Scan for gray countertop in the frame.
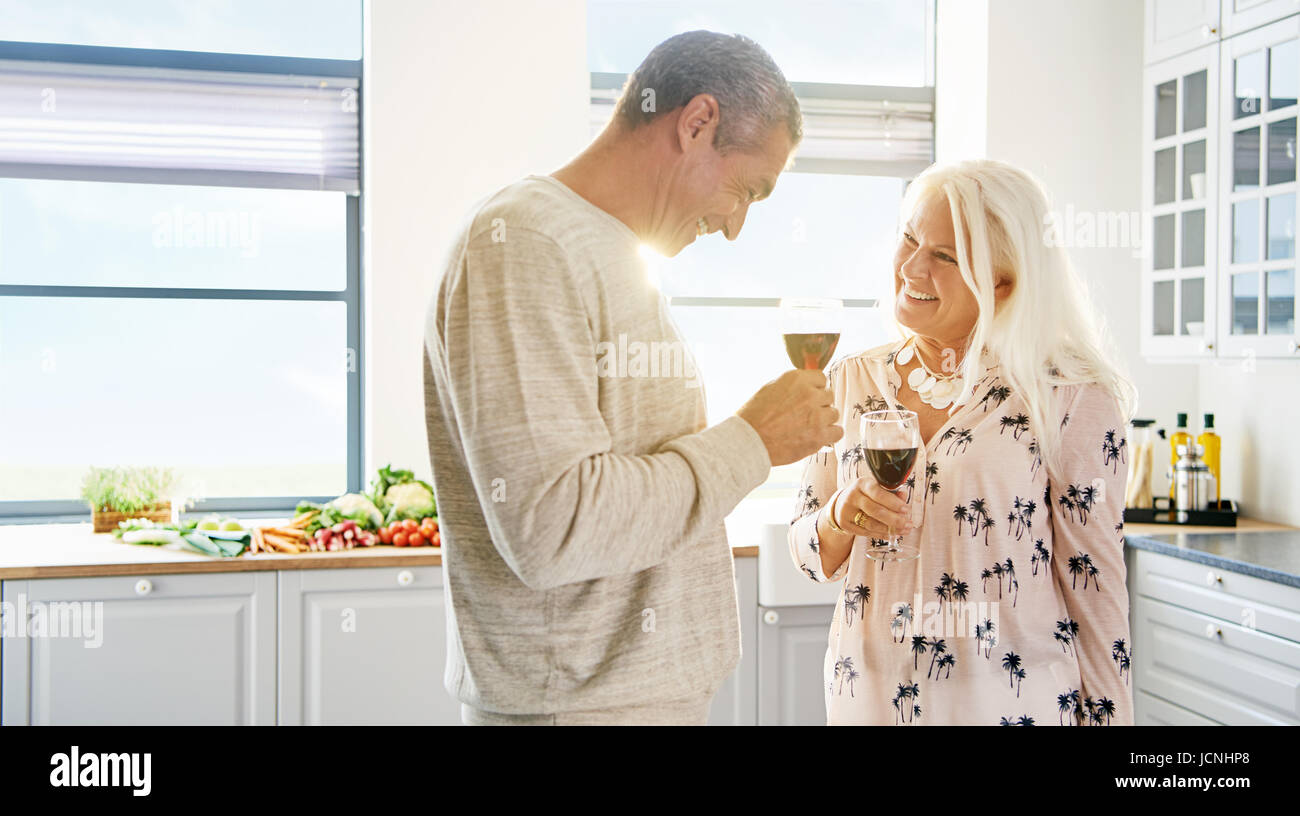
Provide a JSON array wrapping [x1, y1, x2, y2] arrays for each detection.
[[1124, 529, 1300, 589]]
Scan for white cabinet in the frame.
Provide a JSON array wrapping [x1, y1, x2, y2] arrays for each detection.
[[707, 556, 758, 725], [1222, 0, 1300, 37], [757, 604, 835, 725], [1128, 548, 1300, 724], [1143, 45, 1221, 359], [1136, 688, 1222, 723], [1147, 0, 1222, 64], [1217, 16, 1300, 359], [1, 572, 277, 725], [1143, 8, 1300, 361], [278, 566, 457, 725]]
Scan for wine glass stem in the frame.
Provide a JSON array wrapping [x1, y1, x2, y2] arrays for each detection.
[[887, 524, 893, 548]]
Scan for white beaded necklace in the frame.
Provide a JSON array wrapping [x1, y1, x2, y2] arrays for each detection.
[[895, 337, 972, 411]]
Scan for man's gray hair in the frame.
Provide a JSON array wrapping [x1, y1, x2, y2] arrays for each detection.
[[614, 30, 802, 153]]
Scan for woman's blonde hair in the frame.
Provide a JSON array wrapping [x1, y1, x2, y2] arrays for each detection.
[[893, 158, 1137, 483]]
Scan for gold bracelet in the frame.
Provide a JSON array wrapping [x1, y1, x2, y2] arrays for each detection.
[[824, 491, 848, 535]]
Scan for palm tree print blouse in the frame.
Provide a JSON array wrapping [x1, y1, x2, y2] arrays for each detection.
[[788, 338, 1133, 726]]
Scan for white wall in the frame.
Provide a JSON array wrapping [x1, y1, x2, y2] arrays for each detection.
[[939, 0, 1300, 524], [362, 0, 589, 483], [934, 0, 989, 160], [937, 0, 1201, 502], [1197, 360, 1300, 524]]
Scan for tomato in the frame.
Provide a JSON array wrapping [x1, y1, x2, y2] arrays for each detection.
[[393, 531, 409, 547], [401, 519, 418, 532], [379, 527, 394, 545], [431, 534, 441, 547], [419, 521, 436, 539], [409, 531, 425, 547]]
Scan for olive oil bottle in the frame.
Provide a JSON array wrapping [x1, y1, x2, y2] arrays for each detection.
[[1168, 413, 1190, 500], [1198, 413, 1222, 505]]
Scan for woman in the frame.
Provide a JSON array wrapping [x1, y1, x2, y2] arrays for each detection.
[[789, 159, 1137, 726]]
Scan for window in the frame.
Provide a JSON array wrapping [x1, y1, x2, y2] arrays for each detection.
[[0, 1, 362, 520], [0, 0, 362, 59], [587, 0, 936, 495]]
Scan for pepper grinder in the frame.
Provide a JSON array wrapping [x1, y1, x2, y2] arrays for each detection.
[[1173, 443, 1217, 516]]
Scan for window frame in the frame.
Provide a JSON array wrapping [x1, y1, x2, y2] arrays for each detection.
[[587, 8, 936, 492], [0, 41, 364, 523]]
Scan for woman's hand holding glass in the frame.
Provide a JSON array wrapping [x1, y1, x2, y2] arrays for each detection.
[[827, 477, 914, 541]]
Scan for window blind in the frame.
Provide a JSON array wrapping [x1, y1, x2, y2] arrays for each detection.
[[590, 73, 933, 177], [0, 57, 360, 192]]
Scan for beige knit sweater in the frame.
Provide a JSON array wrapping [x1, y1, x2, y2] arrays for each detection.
[[422, 175, 771, 714]]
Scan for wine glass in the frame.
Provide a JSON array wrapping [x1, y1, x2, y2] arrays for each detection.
[[859, 409, 921, 561], [780, 298, 843, 465], [780, 297, 843, 371]]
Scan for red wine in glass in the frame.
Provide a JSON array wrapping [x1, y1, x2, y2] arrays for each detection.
[[860, 409, 922, 562], [865, 447, 918, 491], [783, 332, 841, 370]]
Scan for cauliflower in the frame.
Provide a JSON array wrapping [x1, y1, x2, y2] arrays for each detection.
[[325, 493, 384, 530], [383, 481, 436, 524]]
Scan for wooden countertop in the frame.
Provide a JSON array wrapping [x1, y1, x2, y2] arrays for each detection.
[[0, 523, 442, 579], [0, 523, 759, 580], [1123, 516, 1294, 536]]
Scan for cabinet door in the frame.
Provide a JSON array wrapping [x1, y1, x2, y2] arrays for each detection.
[[757, 604, 835, 726], [1147, 0, 1221, 64], [278, 566, 458, 725], [1222, 0, 1300, 37], [1218, 16, 1300, 359], [1, 572, 276, 726], [707, 556, 757, 726], [1136, 689, 1223, 723], [1132, 594, 1300, 724], [1143, 44, 1221, 359]]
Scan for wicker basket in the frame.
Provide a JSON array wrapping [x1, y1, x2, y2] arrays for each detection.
[[91, 502, 172, 534]]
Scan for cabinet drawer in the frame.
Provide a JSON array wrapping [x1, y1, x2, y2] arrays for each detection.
[[2, 572, 276, 725], [1131, 549, 1300, 642], [1133, 595, 1300, 724], [1136, 689, 1222, 725]]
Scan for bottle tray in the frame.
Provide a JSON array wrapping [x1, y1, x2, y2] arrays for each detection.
[[1122, 498, 1238, 527]]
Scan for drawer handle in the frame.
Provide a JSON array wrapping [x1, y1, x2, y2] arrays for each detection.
[[1205, 571, 1222, 587], [1204, 623, 1222, 640], [763, 610, 780, 625], [396, 570, 414, 587], [134, 579, 153, 596]]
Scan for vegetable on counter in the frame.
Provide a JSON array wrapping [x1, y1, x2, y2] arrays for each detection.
[[369, 464, 436, 525], [295, 494, 383, 535], [113, 518, 183, 546], [80, 465, 178, 516], [112, 516, 248, 557], [111, 465, 440, 559], [379, 516, 440, 548], [250, 510, 377, 554]]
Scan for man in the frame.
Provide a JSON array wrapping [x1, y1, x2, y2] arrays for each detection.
[[423, 30, 841, 725]]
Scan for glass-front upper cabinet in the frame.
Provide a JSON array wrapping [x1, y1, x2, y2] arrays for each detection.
[[1147, 0, 1221, 64], [1143, 45, 1220, 358], [1219, 16, 1300, 358], [1222, 0, 1300, 38]]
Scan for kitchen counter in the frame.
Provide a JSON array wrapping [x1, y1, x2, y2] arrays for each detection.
[[0, 522, 443, 579], [0, 522, 758, 579], [1124, 517, 1300, 589]]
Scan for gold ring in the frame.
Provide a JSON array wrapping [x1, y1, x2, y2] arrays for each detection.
[[853, 510, 867, 528]]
